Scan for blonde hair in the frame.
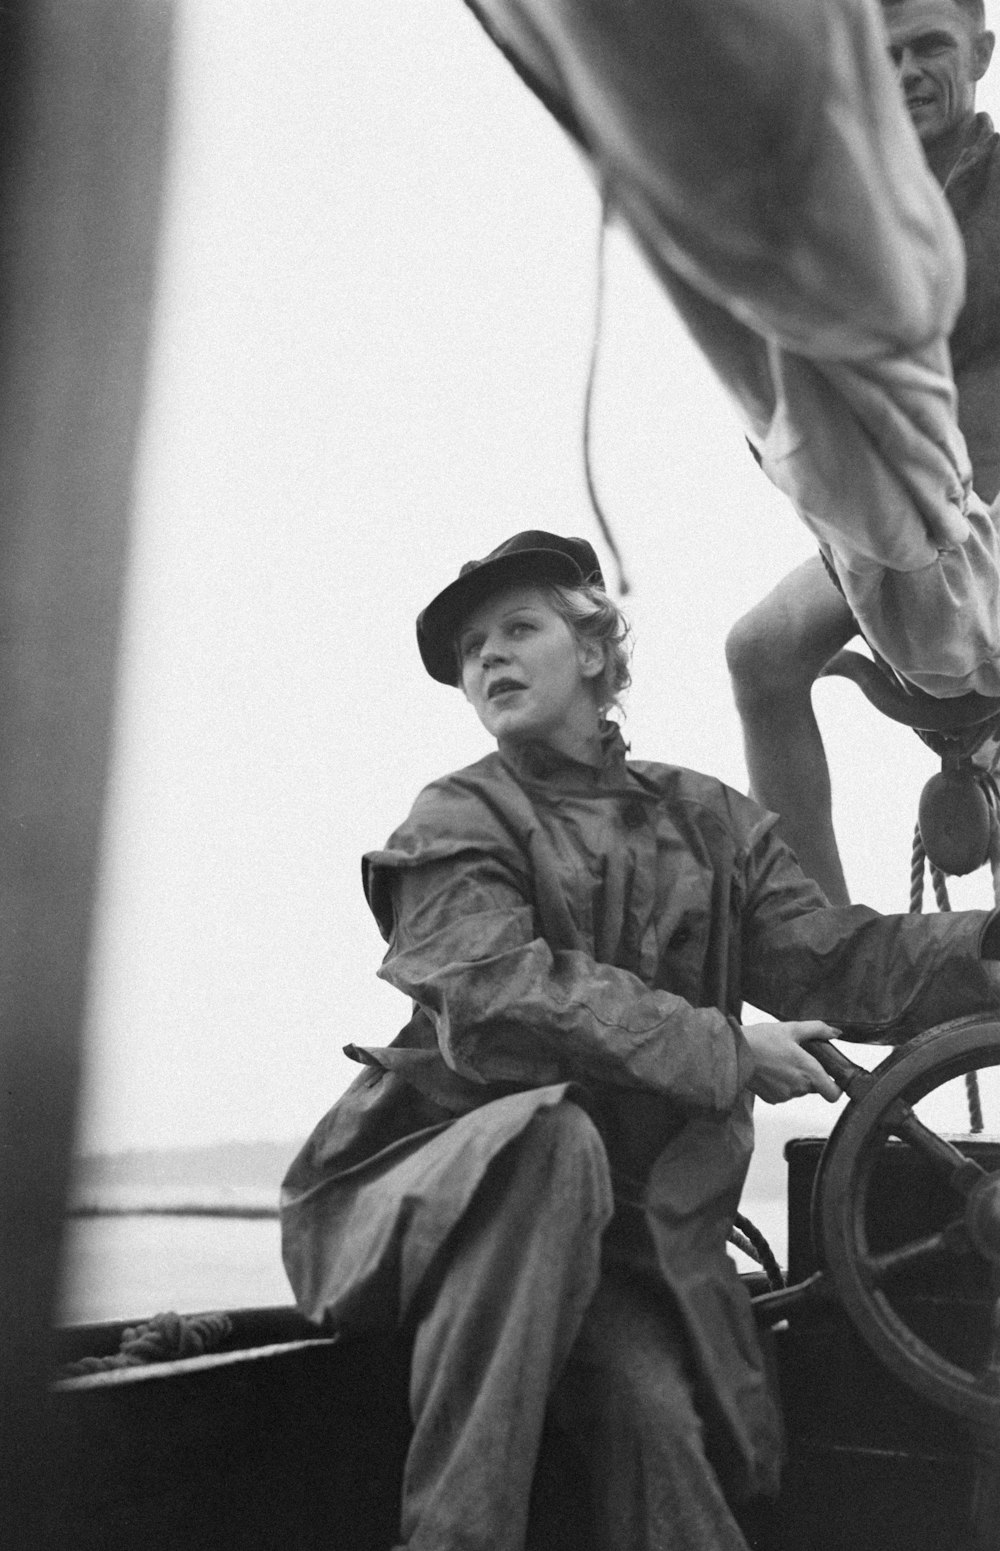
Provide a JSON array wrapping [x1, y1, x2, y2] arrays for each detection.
[[541, 581, 633, 714]]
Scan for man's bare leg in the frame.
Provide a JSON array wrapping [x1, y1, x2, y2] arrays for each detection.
[[725, 556, 858, 905]]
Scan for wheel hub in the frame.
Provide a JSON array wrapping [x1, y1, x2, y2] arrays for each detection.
[[966, 1172, 1000, 1263]]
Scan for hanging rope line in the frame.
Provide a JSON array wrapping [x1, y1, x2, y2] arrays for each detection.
[[582, 195, 631, 597], [909, 824, 984, 1132]]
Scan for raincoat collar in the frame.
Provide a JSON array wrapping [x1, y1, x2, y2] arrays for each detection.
[[944, 112, 998, 201], [498, 719, 630, 788]]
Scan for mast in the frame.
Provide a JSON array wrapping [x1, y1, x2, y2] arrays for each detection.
[[0, 5, 172, 1542]]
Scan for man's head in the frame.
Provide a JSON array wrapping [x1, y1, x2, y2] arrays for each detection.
[[881, 0, 994, 147]]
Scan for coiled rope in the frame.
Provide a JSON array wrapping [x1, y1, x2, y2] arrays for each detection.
[[909, 825, 985, 1133], [58, 1309, 233, 1379], [730, 1210, 784, 1290]]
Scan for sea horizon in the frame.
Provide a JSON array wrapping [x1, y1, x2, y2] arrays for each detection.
[[58, 1189, 788, 1329]]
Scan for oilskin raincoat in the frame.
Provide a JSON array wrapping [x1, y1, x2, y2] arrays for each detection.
[[281, 725, 1000, 1497]]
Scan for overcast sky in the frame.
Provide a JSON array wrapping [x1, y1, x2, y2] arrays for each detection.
[[77, 2, 1000, 1154]]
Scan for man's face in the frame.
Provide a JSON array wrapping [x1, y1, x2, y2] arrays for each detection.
[[884, 1, 994, 145]]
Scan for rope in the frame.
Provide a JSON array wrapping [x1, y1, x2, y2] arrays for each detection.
[[729, 1211, 784, 1291], [58, 1309, 233, 1379], [966, 1062, 985, 1133], [581, 196, 631, 597], [909, 823, 983, 1132], [930, 863, 952, 914], [909, 825, 927, 914]]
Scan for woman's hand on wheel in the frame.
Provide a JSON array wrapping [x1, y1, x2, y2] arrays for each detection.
[[742, 1020, 843, 1104]]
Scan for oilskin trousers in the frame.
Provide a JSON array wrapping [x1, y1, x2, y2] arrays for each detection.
[[468, 0, 1000, 697], [393, 1101, 753, 1551]]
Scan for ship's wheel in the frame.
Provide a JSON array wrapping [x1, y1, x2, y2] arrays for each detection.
[[757, 1019, 1000, 1425]]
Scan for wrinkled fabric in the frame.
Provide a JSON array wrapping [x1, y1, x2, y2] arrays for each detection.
[[946, 114, 1000, 505], [548, 1264, 759, 1551], [399, 1102, 613, 1551], [462, 0, 1000, 695], [282, 726, 1000, 1503]]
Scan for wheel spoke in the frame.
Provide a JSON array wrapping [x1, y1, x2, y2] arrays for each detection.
[[806, 1040, 877, 1099], [805, 1041, 991, 1195], [864, 1219, 969, 1285], [883, 1099, 988, 1196]]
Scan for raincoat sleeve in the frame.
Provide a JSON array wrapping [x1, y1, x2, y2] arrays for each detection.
[[738, 815, 1000, 1039], [363, 809, 751, 1119]]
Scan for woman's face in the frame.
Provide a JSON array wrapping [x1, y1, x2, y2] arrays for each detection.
[[458, 584, 605, 757]]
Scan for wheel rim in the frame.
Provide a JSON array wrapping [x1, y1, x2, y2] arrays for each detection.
[[812, 1016, 1000, 1425]]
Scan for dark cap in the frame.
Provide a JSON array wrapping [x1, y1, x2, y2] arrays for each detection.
[[417, 529, 605, 685]]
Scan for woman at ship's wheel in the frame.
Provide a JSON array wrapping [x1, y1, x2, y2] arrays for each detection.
[[282, 531, 1000, 1551]]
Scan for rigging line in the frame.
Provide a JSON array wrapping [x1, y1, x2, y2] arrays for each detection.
[[909, 823, 984, 1132], [582, 194, 631, 597]]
